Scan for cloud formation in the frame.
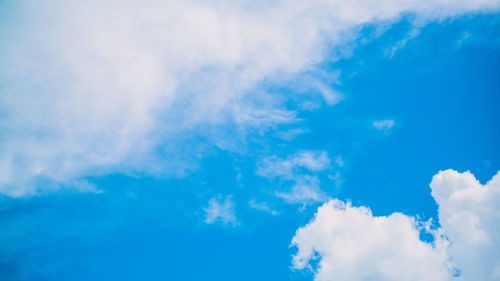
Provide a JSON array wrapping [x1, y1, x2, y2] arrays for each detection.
[[1, 0, 499, 196], [431, 170, 500, 281], [204, 196, 238, 226], [291, 170, 500, 281], [248, 199, 279, 216], [372, 119, 395, 130], [292, 200, 452, 281], [257, 151, 334, 204]]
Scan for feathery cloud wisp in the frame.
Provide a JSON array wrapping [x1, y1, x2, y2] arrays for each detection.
[[204, 196, 238, 226], [1, 0, 499, 196]]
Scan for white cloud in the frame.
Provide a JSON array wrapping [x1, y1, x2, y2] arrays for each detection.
[[257, 151, 331, 180], [257, 151, 334, 205], [291, 170, 500, 281], [431, 170, 500, 281], [292, 200, 453, 281], [277, 176, 330, 205], [248, 199, 279, 215], [1, 0, 499, 196], [204, 196, 238, 226], [385, 28, 421, 58], [372, 119, 395, 130]]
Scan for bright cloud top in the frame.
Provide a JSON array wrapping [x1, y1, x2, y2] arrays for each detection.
[[292, 200, 452, 281], [1, 0, 500, 196], [292, 170, 500, 281], [431, 170, 500, 281], [257, 151, 331, 180], [248, 199, 279, 216]]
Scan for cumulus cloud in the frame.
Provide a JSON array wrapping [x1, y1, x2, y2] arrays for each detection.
[[292, 199, 453, 281], [1, 0, 499, 196], [291, 170, 500, 281], [204, 196, 238, 226], [431, 170, 500, 281]]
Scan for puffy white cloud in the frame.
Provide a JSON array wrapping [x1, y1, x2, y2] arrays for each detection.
[[204, 196, 238, 226], [431, 170, 500, 281], [372, 119, 395, 130], [291, 170, 500, 281], [1, 0, 499, 196], [292, 200, 453, 281]]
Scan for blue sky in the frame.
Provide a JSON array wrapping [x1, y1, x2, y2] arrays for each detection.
[[1, 1, 500, 281]]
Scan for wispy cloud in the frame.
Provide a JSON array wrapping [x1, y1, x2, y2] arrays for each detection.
[[204, 196, 238, 226], [1, 0, 498, 196], [292, 199, 451, 280], [248, 199, 279, 216], [372, 119, 395, 130], [257, 151, 331, 180], [276, 176, 329, 205], [257, 151, 338, 205]]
